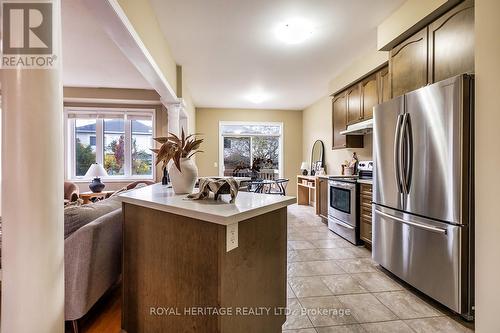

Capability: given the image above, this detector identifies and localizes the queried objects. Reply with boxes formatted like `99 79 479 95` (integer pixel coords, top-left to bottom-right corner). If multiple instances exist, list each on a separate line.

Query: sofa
64 181 155 332
64 181 80 203
64 196 122 333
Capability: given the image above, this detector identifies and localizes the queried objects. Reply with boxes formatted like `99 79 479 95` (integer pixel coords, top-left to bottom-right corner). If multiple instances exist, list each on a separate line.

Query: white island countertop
118 183 296 225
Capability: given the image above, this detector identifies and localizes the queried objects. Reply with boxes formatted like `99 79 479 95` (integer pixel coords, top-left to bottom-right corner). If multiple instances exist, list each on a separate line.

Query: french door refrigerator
372 74 474 319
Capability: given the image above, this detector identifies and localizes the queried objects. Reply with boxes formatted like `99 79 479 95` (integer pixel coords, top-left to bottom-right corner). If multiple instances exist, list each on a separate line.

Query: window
75 119 96 176
132 119 154 176
219 122 283 180
66 109 154 180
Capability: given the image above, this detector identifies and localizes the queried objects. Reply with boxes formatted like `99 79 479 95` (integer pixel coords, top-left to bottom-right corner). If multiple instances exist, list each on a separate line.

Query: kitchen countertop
118 183 296 225
202 176 252 182
317 174 346 178
317 174 373 185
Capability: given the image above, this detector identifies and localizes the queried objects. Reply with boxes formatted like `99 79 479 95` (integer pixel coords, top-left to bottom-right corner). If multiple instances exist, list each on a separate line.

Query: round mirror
310 140 325 175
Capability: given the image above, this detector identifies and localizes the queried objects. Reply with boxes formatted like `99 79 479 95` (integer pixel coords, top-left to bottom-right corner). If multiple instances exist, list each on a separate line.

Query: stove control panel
358 160 373 171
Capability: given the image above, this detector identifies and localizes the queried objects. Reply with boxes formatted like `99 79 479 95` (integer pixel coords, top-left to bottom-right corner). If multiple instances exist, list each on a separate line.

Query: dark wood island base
122 203 288 333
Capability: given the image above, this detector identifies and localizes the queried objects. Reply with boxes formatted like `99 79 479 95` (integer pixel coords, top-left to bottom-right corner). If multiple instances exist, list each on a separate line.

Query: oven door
328 180 356 226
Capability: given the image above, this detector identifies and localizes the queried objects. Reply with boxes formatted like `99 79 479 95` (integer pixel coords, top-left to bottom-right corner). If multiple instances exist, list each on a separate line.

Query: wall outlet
226 222 238 252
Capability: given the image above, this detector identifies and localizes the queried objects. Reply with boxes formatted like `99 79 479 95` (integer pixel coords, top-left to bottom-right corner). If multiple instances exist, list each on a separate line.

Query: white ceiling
61 0 151 90
151 0 404 110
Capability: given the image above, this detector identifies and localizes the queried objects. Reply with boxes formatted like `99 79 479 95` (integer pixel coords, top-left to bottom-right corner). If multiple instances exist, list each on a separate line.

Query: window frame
64 107 156 182
218 121 284 178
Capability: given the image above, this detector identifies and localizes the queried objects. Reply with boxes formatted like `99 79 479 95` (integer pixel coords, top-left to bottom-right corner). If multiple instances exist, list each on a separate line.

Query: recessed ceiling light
275 18 314 45
246 91 270 104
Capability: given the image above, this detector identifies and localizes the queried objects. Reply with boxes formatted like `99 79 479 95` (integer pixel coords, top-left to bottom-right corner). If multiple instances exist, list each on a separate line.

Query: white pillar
166 98 187 136
1 0 64 332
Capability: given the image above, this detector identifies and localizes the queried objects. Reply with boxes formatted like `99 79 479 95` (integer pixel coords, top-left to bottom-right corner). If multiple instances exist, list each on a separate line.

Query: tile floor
283 204 474 333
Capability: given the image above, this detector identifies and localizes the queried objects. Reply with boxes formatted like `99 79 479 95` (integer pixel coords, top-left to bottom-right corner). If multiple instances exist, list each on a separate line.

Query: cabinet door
359 184 373 245
389 27 428 98
346 85 361 124
428 0 474 83
332 94 347 149
378 66 391 103
316 178 329 219
361 73 378 120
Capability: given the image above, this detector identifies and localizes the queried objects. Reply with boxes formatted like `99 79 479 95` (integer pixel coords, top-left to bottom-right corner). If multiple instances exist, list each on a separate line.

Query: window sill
69 177 155 184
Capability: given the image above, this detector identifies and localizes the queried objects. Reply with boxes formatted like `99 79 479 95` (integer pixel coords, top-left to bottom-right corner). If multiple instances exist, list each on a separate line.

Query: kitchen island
118 183 296 333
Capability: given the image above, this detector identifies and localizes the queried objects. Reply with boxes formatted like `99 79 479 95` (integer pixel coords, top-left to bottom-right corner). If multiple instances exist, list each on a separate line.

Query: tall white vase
169 158 198 194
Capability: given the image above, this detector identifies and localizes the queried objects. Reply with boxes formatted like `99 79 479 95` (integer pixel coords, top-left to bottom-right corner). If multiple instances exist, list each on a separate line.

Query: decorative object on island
310 140 325 175
187 177 239 203
152 129 204 194
300 162 309 175
84 163 108 193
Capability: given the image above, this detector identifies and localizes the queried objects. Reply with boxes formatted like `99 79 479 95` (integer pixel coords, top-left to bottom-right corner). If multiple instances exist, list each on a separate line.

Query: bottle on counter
162 167 170 185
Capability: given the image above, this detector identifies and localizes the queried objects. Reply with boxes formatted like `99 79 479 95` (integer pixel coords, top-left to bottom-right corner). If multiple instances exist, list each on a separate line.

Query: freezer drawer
372 205 468 314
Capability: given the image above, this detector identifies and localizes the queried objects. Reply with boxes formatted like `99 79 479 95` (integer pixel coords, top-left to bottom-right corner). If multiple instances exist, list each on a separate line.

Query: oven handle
328 181 355 189
375 209 447 235
330 218 355 230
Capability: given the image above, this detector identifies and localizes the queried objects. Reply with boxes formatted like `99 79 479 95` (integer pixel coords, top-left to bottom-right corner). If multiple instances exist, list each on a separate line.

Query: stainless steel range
327 161 372 245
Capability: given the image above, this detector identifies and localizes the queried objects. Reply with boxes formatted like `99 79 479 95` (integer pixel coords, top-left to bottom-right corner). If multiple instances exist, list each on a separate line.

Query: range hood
340 118 373 135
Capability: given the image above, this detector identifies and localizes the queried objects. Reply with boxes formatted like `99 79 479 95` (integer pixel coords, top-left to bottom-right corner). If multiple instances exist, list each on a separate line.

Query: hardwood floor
66 283 121 333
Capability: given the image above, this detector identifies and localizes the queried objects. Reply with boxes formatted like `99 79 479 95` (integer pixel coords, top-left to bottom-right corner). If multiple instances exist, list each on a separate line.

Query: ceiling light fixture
246 91 270 104
275 18 314 45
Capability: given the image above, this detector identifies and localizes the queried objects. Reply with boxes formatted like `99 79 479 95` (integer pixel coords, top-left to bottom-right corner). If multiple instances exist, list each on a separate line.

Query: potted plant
152 129 204 194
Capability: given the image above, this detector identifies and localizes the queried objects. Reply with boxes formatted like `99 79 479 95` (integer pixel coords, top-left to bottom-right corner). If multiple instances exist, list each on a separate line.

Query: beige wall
63 87 160 102
196 108 302 196
183 85 196 134
116 0 177 95
377 0 448 49
302 96 373 175
302 48 387 174
115 1 196 137
328 50 388 94
475 0 500 331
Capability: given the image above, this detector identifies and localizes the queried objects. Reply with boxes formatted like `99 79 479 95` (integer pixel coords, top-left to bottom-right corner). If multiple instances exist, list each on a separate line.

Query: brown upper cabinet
378 66 391 103
360 73 378 120
332 94 348 149
331 65 387 150
332 92 363 150
346 85 361 125
428 0 474 83
389 0 474 97
389 27 429 98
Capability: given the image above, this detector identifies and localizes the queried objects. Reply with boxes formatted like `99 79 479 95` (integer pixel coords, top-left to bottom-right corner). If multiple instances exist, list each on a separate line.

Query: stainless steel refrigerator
372 74 474 319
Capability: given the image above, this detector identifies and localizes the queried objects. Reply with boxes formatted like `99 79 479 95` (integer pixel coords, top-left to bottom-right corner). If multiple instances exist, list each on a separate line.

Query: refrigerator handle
400 113 409 194
404 113 413 194
375 209 448 235
394 114 404 193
